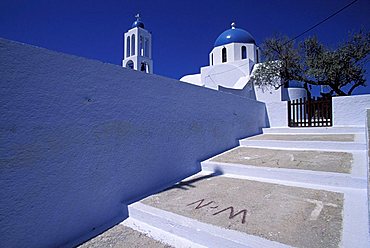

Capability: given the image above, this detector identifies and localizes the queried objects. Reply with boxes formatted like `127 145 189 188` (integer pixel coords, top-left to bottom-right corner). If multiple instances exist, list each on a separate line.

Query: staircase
81 126 370 248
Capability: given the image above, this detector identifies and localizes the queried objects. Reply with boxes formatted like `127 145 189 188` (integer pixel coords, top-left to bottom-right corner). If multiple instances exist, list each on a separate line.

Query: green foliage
251 31 370 96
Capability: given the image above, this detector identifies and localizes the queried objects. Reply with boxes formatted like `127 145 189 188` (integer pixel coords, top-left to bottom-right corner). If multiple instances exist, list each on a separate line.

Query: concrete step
203 145 367 188
239 133 366 151
262 126 365 134
124 201 290 248
127 172 370 248
201 160 367 190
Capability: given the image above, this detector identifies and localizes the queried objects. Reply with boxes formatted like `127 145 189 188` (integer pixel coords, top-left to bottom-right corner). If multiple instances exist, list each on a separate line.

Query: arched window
146 40 150 57
222 47 227 63
144 38 149 57
126 37 130 58
141 62 150 73
131 35 135 55
241 46 247 59
126 60 134 69
139 36 144 56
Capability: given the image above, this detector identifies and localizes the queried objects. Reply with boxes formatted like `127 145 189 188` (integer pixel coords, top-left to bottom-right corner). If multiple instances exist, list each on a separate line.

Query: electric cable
284 0 359 45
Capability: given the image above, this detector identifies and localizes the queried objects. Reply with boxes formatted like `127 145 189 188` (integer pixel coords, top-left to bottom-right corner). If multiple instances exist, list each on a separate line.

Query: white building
180 22 306 102
122 14 153 74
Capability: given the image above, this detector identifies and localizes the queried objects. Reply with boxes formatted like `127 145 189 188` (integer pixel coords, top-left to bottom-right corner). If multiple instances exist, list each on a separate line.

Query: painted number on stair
187 199 247 224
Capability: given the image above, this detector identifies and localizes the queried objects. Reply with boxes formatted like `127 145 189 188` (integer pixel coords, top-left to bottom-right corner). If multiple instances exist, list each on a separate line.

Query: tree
251 31 370 96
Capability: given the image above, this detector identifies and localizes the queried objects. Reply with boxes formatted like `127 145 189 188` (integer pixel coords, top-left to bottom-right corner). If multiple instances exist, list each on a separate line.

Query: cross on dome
132 13 145 28
231 22 236 29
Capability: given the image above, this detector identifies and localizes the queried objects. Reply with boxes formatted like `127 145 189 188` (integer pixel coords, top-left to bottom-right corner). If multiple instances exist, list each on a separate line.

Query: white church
2 12 370 248
122 16 306 103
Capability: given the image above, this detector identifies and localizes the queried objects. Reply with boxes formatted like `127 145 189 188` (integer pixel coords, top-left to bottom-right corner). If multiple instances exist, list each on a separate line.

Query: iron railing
288 97 332 127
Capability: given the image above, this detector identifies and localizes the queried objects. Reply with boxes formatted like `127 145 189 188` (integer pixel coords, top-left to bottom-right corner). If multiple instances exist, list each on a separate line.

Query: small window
256 49 259 63
222 47 227 63
211 53 213 65
126 37 130 57
241 46 247 59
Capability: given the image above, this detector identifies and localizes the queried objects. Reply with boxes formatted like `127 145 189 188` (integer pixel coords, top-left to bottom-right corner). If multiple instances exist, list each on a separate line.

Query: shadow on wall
0 38 267 248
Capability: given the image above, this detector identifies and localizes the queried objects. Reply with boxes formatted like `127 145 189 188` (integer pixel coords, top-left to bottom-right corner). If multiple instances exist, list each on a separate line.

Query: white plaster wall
210 43 256 65
255 85 282 102
201 60 252 89
219 83 256 99
0 38 267 248
333 94 370 126
264 101 288 127
180 73 202 86
210 44 234 65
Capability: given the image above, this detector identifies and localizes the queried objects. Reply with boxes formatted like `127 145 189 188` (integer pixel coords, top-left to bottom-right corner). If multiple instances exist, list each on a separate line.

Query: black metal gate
288 97 332 127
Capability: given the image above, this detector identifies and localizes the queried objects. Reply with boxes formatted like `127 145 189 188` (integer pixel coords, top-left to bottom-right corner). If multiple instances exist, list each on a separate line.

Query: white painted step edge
122 217 206 248
201 161 367 190
250 133 366 143
239 140 366 151
124 202 293 248
262 126 365 134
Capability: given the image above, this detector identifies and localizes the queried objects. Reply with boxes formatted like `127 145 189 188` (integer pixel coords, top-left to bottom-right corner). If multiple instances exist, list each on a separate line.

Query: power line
284 0 359 45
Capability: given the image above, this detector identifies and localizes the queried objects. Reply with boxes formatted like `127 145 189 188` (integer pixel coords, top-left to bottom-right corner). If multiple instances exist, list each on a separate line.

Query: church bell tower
122 14 153 74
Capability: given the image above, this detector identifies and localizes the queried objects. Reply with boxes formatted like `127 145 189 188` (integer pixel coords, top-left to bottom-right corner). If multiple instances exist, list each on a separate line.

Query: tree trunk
329 83 347 96
303 82 311 98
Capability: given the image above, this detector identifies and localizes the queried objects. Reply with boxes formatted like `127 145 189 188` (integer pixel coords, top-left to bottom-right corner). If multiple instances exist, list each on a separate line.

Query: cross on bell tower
122 14 153 74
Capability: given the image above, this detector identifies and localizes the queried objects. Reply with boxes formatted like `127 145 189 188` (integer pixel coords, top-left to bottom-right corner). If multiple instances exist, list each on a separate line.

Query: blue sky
0 0 369 95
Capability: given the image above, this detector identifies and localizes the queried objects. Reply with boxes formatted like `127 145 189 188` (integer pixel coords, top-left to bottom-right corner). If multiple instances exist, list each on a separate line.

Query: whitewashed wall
333 95 370 126
264 101 288 127
210 43 257 65
0 38 267 248
255 86 282 102
201 60 253 89
180 73 202 86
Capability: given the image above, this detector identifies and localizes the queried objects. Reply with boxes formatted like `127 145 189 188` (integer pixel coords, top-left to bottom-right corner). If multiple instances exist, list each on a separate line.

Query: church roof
214 23 256 47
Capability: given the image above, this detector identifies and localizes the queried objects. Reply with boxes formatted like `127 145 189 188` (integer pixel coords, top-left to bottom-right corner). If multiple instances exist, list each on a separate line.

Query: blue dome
214 24 255 47
132 20 145 28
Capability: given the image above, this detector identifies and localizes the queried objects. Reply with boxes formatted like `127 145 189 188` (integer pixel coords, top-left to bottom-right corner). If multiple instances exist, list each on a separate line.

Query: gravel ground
78 224 173 248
